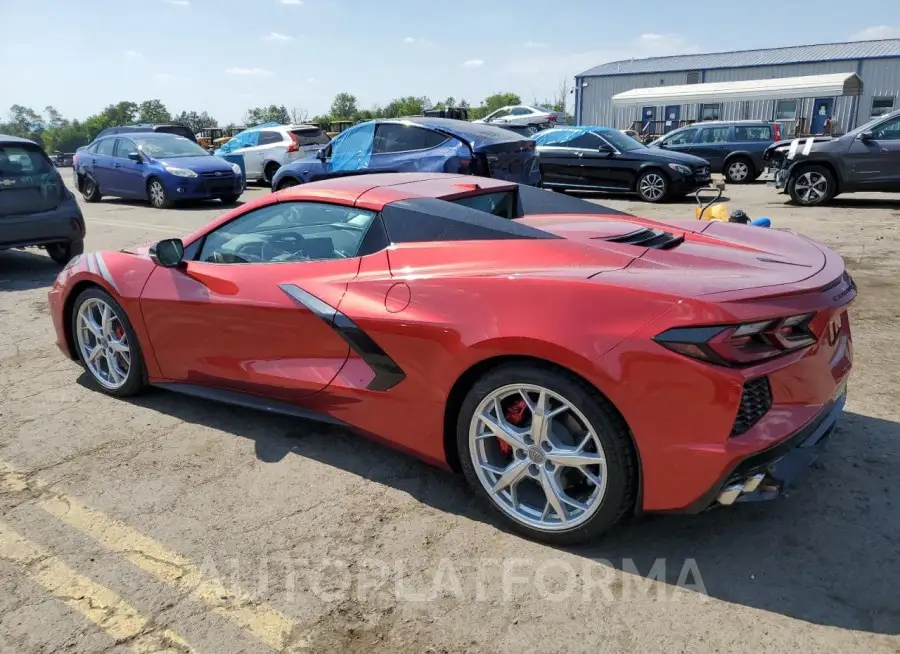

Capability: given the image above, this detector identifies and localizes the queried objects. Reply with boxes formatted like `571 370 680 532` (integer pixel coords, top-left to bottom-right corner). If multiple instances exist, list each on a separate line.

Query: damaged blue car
270 117 541 190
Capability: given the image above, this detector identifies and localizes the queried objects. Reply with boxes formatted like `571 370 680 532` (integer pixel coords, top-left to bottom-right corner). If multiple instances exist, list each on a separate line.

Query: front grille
731 376 773 436
600 227 683 250
200 171 234 180
695 165 710 177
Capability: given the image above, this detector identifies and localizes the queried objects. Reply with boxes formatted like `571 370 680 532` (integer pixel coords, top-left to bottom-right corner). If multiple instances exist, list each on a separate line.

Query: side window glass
567 133 601 148
510 107 531 115
113 138 136 158
664 128 697 146
373 124 448 153
198 202 378 263
698 127 730 143
872 117 900 140
734 126 772 141
329 122 375 171
95 139 115 156
257 130 284 146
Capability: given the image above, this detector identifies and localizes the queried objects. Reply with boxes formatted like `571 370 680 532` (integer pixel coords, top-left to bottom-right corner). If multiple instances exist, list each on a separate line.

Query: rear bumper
0 200 85 249
684 388 846 513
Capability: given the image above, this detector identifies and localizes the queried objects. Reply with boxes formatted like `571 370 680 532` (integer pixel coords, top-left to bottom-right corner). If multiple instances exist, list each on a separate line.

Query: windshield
595 129 645 151
848 112 897 137
134 134 209 158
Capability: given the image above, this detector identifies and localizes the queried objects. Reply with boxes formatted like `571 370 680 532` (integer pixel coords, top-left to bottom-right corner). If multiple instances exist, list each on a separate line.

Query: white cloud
225 67 274 76
525 41 549 48
504 32 700 78
404 36 416 43
403 36 435 46
850 25 900 40
280 0 302 4
463 59 484 68
124 50 142 59
162 0 190 5
263 32 292 41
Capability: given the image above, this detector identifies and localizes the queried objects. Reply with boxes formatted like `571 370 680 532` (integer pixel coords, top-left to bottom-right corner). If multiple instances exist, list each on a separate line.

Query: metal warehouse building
573 39 900 138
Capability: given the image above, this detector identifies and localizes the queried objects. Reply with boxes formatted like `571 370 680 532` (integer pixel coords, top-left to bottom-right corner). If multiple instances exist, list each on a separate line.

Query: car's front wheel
635 169 669 202
276 177 300 191
264 162 281 185
788 164 836 206
147 178 172 209
457 363 637 545
725 156 754 184
71 287 146 397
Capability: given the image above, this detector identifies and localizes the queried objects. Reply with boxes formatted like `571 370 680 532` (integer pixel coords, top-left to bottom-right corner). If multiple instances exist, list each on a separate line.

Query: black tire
456 363 637 545
147 177 172 209
263 162 280 185
724 156 754 184
46 239 84 265
81 175 102 203
69 287 147 398
635 169 669 203
276 177 300 191
788 164 836 206
219 194 240 205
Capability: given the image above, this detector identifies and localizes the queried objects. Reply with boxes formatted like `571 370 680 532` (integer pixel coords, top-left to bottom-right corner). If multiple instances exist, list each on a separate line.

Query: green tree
243 104 290 127
329 93 358 120
382 95 430 118
137 99 172 124
173 110 218 132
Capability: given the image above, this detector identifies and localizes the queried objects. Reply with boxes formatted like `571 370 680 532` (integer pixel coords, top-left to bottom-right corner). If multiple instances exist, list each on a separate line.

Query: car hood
762 135 841 160
152 155 234 173
638 147 710 166
517 213 832 297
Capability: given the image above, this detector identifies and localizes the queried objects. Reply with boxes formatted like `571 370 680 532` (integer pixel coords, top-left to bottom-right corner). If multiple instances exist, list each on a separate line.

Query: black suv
0 135 85 265
762 109 900 206
94 123 197 143
649 120 781 184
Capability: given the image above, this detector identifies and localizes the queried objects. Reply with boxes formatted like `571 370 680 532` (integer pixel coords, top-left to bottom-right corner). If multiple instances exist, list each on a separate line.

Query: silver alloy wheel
75 298 131 390
83 178 95 196
794 171 828 204
728 160 749 181
469 384 608 532
149 180 166 207
638 173 665 201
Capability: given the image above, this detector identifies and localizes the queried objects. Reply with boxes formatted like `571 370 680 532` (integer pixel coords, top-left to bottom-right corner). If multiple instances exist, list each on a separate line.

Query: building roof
578 39 900 77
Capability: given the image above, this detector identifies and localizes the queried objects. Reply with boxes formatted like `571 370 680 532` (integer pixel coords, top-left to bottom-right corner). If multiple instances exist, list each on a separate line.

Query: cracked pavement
0 179 898 653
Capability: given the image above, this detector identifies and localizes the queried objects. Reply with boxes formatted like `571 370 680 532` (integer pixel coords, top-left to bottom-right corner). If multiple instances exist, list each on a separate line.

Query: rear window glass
0 144 52 176
291 128 330 146
734 125 772 141
449 191 517 220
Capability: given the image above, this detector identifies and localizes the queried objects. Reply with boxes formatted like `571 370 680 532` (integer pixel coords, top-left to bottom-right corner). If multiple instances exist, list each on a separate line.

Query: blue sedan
73 132 244 209
271 117 541 190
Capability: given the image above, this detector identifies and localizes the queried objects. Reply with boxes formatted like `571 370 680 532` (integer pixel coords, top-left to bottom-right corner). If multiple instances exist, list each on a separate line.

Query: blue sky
1 0 898 124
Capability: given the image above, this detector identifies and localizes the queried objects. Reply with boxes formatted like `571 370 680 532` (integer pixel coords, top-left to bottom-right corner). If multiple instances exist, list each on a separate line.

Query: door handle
114 163 121 168
91 158 97 164
575 152 583 158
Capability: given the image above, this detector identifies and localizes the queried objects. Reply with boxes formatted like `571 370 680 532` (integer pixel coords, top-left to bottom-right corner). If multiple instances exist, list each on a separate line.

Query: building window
686 71 700 84
871 97 895 118
775 99 798 120
699 103 721 121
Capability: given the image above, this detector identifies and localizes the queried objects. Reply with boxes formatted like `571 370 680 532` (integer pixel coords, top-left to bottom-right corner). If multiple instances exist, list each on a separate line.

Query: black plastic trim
279 283 406 391
152 382 350 426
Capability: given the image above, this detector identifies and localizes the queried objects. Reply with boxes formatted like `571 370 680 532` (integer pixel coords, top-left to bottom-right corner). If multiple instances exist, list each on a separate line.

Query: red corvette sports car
49 172 855 544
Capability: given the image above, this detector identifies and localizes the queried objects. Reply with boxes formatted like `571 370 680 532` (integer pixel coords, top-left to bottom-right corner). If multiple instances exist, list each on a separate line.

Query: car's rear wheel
81 175 102 203
635 169 668 202
457 363 636 545
46 239 84 265
70 287 146 397
276 177 300 191
264 162 280 185
725 156 754 184
788 164 836 206
147 178 171 209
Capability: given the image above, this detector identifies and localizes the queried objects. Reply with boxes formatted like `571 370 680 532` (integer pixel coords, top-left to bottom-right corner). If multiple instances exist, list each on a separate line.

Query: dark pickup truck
762 108 900 206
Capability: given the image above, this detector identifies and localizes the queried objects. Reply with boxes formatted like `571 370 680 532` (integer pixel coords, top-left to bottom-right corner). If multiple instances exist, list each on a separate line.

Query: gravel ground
0 177 897 653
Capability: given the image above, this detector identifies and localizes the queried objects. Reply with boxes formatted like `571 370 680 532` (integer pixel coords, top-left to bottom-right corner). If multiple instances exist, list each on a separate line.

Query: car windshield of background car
136 135 210 158
596 129 645 151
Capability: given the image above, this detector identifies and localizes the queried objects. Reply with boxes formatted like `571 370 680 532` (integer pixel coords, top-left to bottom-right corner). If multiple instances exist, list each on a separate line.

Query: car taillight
286 133 300 153
773 123 781 141
548 115 557 123
653 313 817 366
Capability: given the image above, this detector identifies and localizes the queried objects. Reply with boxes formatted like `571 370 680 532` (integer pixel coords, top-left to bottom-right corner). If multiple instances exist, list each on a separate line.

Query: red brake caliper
500 398 528 456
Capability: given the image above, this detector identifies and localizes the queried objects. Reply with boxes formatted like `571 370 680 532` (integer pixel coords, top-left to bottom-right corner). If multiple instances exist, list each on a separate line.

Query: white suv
216 124 331 185
473 105 565 129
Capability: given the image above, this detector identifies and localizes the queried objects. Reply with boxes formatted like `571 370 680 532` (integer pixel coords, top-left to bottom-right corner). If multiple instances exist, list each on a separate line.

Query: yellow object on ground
696 203 730 221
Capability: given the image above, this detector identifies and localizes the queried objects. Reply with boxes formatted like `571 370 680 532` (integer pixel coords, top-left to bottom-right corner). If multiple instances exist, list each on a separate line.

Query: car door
844 115 900 189
368 123 456 172
222 131 262 177
254 129 288 169
87 137 118 190
655 127 698 155
108 138 145 197
534 128 590 187
139 200 381 400
484 108 513 124
507 106 534 126
317 121 376 178
688 126 731 171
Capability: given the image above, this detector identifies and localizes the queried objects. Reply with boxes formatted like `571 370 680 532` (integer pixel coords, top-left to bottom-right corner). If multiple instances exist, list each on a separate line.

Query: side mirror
599 144 615 156
316 148 327 161
149 238 184 268
127 152 142 162
859 131 874 141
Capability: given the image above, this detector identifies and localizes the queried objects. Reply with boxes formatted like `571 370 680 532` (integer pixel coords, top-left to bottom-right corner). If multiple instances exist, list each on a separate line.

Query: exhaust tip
716 473 767 506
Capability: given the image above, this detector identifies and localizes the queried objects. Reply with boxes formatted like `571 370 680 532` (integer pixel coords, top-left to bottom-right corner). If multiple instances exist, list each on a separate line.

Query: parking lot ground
1 178 898 653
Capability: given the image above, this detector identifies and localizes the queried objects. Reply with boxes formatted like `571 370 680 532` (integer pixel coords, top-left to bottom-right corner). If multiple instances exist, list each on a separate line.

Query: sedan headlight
230 162 242 176
164 166 197 178
668 163 692 175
